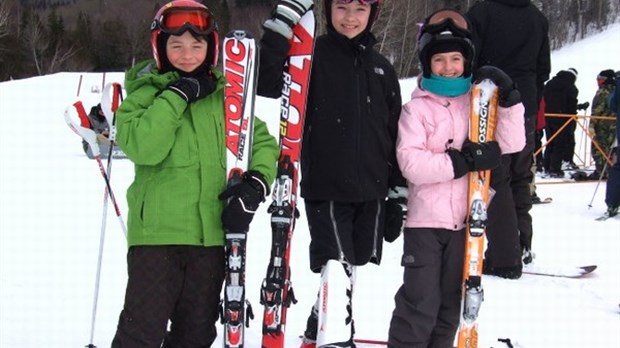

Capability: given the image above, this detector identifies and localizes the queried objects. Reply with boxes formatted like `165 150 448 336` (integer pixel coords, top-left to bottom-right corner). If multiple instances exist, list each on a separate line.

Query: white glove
264 0 313 39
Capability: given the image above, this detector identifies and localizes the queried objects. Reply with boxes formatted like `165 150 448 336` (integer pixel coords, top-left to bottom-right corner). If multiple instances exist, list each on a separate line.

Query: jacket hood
489 0 531 7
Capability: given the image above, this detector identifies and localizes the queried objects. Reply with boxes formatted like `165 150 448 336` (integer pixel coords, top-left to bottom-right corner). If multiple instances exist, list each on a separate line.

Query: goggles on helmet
152 7 215 36
334 0 378 5
422 9 469 38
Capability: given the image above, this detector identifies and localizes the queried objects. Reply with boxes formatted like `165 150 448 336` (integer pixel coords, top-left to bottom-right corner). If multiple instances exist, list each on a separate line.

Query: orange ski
456 79 499 348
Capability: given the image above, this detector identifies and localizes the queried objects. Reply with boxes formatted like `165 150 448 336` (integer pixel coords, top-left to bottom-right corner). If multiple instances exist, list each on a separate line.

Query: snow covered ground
1 23 619 348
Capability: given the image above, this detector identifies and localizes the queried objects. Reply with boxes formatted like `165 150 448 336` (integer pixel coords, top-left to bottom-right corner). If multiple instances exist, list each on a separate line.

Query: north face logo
374 67 385 75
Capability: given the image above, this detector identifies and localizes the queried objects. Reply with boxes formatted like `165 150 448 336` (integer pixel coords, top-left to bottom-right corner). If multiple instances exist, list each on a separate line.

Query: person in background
110 1 278 347
258 0 407 346
542 68 580 178
602 70 620 218
388 9 525 347
534 96 546 173
82 103 110 159
467 0 550 276
589 69 617 179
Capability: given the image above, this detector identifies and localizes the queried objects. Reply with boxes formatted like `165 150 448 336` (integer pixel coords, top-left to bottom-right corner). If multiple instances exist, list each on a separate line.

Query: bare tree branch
0 2 10 41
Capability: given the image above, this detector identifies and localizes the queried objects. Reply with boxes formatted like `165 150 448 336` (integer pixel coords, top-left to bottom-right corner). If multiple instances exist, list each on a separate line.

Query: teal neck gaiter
421 74 472 97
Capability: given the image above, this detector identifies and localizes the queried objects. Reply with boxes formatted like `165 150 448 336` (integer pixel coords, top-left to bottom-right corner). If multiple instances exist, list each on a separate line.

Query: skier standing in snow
542 68 580 178
602 70 620 218
258 0 407 346
110 1 278 347
589 69 617 179
466 0 551 277
388 9 525 347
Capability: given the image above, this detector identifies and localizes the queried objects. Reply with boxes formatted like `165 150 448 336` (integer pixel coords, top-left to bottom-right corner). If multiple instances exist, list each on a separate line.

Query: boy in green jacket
111 1 278 347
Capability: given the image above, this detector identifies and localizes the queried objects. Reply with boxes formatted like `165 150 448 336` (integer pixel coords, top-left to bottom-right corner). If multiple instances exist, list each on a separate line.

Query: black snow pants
305 199 384 273
111 245 225 348
388 228 465 348
485 154 526 268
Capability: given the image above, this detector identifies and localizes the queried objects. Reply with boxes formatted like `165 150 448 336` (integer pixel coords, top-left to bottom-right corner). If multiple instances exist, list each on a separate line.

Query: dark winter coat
467 0 551 123
543 70 578 125
258 29 404 202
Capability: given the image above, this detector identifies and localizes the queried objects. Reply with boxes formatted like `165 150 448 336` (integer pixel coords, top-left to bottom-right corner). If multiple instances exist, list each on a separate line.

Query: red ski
260 11 315 348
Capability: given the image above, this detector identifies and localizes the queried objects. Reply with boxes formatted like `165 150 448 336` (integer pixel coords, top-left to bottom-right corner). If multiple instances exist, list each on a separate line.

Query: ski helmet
323 0 382 33
597 69 615 86
417 8 474 78
150 0 219 72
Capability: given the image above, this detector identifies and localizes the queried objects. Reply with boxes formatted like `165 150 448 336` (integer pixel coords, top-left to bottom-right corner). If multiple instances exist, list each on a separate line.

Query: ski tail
220 30 259 348
261 11 316 348
456 79 500 348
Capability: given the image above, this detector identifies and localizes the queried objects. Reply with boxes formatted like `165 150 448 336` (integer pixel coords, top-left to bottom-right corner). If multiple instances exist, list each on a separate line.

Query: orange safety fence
535 112 616 168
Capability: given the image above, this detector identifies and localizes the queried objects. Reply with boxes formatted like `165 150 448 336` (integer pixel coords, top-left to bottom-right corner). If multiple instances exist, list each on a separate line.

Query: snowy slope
0 23 619 348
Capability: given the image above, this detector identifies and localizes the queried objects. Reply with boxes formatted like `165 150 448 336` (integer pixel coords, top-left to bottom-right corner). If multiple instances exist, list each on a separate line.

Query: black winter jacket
543 71 578 125
258 28 404 202
467 0 551 121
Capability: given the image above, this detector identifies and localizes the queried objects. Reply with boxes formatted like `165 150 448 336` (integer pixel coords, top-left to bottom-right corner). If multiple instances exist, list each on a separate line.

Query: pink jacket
397 81 525 231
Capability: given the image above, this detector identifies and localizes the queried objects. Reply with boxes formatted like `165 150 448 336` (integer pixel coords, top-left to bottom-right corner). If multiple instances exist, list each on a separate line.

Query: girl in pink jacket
388 9 525 348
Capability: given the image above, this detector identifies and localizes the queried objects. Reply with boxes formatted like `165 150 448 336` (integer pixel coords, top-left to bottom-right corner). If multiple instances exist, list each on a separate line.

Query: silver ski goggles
418 9 470 41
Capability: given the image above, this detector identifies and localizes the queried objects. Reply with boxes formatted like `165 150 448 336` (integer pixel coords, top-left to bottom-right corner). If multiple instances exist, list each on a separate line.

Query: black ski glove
384 186 408 243
576 102 590 110
475 65 521 108
447 139 501 179
167 74 216 103
219 170 269 233
263 0 314 39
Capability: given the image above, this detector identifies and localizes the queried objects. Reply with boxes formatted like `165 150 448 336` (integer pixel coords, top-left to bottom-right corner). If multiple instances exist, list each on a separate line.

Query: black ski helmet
323 0 381 32
417 8 475 78
150 0 219 72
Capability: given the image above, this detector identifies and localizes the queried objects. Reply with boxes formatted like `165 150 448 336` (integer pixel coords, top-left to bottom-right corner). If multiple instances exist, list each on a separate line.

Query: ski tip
580 265 597 273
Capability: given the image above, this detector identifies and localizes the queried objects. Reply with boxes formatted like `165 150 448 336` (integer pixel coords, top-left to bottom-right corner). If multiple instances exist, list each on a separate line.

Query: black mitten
167 74 216 103
447 140 501 178
384 186 408 243
475 65 521 107
576 102 590 110
219 171 269 233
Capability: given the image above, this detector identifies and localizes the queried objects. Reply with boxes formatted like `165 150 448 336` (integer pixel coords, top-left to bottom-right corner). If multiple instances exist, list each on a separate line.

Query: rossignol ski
456 79 499 348
260 11 315 348
220 30 259 348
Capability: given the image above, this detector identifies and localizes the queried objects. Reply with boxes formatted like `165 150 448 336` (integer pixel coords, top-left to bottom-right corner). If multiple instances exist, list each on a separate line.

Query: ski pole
588 135 616 208
64 102 127 348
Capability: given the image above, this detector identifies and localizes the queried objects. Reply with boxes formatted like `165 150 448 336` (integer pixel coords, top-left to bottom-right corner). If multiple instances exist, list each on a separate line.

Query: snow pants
304 199 384 273
111 245 225 348
388 228 465 348
605 125 620 209
486 139 533 268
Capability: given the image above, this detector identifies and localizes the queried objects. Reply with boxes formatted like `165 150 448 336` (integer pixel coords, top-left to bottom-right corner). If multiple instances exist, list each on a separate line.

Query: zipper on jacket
354 66 363 201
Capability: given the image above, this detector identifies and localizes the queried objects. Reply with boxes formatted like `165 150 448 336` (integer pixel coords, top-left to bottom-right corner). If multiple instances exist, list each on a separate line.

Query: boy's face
331 1 371 39
166 31 208 73
430 51 465 78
